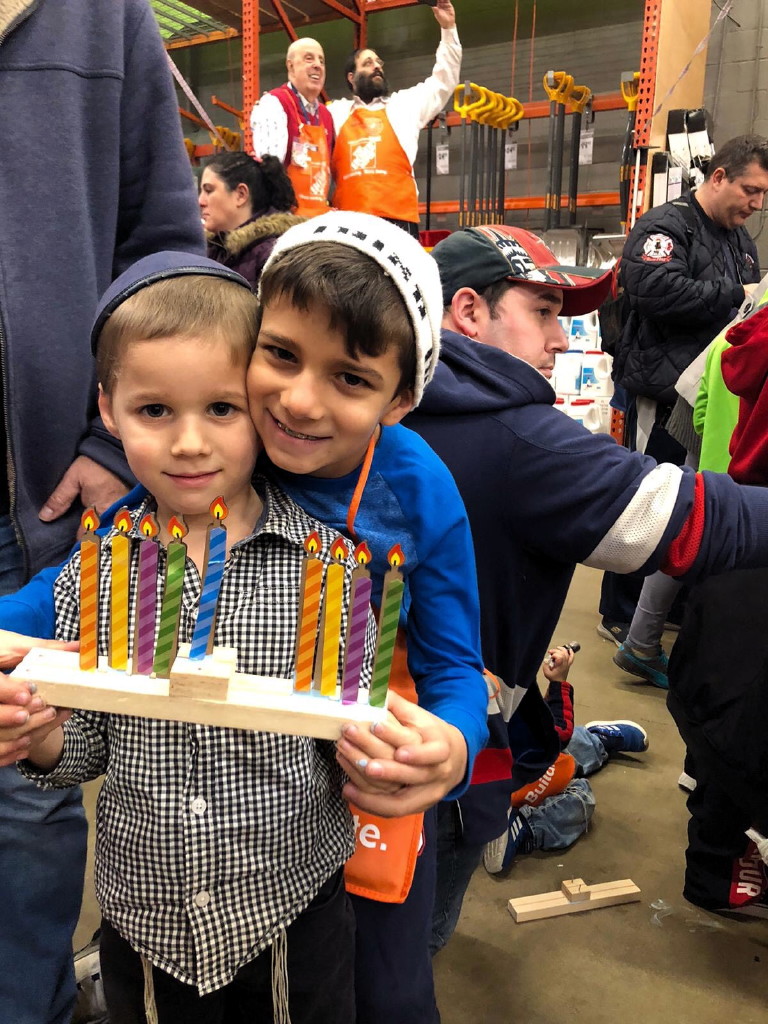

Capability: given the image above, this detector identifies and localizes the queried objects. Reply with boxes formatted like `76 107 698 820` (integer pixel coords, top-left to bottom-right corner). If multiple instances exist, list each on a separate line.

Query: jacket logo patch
641 233 674 263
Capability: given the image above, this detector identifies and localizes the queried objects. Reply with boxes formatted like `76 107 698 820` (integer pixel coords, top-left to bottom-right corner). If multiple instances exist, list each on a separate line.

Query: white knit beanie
261 211 442 406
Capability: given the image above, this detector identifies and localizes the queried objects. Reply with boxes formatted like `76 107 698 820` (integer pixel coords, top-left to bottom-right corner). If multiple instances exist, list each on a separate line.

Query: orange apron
332 107 419 224
342 435 424 903
287 120 331 219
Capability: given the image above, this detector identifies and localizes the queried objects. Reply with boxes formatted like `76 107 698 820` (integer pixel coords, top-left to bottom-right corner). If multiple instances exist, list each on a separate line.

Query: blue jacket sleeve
0 485 147 639
400 460 489 798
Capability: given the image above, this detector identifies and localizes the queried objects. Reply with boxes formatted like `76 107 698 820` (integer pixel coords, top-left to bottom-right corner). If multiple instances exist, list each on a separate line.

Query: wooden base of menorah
13 646 389 741
508 877 641 923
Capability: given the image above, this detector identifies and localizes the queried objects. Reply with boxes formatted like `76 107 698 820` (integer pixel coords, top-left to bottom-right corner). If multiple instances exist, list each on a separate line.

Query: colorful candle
294 532 323 692
152 516 188 678
341 542 373 704
132 511 160 675
189 497 228 660
108 508 132 670
318 537 348 697
79 508 101 671
369 544 406 708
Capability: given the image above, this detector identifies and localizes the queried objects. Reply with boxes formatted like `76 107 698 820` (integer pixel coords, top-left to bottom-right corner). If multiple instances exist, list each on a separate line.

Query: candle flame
139 512 159 539
331 536 348 562
387 543 405 569
114 508 132 534
168 515 188 540
304 531 322 555
354 541 371 566
209 496 228 522
80 507 100 533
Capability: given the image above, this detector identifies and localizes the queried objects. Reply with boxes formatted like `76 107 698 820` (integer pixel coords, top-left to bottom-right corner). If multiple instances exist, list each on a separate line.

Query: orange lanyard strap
346 432 377 541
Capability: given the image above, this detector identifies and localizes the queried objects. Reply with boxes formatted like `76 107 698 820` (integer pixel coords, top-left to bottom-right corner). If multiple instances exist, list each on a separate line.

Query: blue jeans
432 780 596 953
565 724 610 776
0 514 87 1024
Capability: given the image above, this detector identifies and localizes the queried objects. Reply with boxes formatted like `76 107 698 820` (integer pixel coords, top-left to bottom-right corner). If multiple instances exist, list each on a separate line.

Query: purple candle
341 542 373 704
132 512 159 675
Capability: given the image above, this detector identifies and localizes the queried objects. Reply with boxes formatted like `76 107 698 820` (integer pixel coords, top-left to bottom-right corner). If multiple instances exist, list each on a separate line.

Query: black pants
100 868 355 1024
684 769 768 911
383 217 420 239
351 805 439 1024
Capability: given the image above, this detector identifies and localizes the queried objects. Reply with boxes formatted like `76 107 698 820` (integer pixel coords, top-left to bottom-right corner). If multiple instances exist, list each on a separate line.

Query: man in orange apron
250 38 335 218
330 0 460 237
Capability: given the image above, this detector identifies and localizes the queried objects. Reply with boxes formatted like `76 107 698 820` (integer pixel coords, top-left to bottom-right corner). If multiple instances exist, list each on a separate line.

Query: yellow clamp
569 84 592 115
453 82 486 120
621 71 640 112
472 86 504 126
543 70 574 105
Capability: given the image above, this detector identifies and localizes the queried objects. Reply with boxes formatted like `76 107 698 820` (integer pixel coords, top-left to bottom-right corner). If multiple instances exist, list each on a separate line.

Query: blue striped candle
341 542 372 704
189 498 228 660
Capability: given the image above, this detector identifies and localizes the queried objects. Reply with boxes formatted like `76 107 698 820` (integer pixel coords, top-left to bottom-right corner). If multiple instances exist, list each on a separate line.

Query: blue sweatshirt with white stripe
403 328 768 780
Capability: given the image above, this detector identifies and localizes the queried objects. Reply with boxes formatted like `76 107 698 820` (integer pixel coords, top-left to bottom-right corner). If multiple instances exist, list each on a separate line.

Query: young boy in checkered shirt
0 251 381 1022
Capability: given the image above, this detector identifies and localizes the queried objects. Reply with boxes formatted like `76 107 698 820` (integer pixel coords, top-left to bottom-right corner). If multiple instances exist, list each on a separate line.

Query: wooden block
508 878 641 923
13 647 389 740
168 647 238 700
561 878 591 902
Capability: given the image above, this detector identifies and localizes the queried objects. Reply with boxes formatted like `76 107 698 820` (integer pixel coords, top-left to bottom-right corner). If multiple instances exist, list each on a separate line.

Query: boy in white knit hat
250 211 488 1024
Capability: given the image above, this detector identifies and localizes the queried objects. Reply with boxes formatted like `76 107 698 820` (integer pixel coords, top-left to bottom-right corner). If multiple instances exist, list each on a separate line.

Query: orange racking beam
418 192 621 216
317 0 362 24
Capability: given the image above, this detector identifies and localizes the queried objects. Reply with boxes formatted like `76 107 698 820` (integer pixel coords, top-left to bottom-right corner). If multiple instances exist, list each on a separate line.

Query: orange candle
109 508 132 670
318 537 348 697
79 508 101 671
294 532 323 692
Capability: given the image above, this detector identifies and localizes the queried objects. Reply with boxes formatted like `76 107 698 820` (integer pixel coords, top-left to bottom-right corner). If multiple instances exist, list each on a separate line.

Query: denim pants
432 777 596 954
0 513 88 1024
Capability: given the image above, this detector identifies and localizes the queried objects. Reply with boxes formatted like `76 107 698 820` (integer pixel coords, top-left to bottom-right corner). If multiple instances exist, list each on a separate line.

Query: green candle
369 545 405 708
152 516 188 678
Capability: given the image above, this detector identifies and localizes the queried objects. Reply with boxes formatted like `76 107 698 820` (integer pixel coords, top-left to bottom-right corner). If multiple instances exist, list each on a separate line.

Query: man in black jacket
601 135 768 637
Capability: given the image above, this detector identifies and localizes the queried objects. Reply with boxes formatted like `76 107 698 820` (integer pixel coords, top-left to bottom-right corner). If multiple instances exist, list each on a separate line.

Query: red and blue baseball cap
432 225 614 316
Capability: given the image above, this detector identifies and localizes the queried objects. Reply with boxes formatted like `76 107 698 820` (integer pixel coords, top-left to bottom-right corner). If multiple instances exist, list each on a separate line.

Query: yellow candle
79 508 101 671
294 533 323 692
109 508 132 670
318 537 348 697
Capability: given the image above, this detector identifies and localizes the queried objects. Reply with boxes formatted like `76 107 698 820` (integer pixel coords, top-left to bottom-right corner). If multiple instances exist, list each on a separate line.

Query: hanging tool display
619 71 640 233
453 84 524 226
543 70 574 230
566 84 592 226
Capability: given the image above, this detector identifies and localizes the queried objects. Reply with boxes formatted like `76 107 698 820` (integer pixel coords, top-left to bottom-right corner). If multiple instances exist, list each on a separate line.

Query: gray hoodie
0 0 204 575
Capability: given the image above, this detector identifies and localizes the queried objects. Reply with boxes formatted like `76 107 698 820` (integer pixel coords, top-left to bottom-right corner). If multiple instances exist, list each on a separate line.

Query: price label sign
578 129 594 166
436 143 449 175
504 141 517 171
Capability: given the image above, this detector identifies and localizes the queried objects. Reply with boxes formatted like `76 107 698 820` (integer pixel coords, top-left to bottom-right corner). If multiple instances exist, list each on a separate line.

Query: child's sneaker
585 719 649 753
596 619 629 646
483 809 534 875
613 642 669 689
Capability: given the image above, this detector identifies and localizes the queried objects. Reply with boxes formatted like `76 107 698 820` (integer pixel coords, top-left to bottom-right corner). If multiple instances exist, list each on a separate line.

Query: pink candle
132 512 159 675
341 542 372 704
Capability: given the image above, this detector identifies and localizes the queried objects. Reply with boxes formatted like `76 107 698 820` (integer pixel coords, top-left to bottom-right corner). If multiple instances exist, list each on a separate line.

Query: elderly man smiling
250 37 335 217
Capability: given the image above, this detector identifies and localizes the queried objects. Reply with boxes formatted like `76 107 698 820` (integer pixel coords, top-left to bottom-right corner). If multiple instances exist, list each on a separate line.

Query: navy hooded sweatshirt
405 328 768 785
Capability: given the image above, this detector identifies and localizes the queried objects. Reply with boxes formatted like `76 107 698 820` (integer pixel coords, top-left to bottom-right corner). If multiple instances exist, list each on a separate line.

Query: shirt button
190 796 207 815
194 890 210 908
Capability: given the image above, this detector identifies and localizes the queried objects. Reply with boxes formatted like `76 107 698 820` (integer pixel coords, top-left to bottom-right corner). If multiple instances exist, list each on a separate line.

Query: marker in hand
548 641 580 668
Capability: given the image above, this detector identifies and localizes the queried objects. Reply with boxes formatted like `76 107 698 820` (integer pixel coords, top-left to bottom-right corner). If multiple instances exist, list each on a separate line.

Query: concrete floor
75 565 768 1022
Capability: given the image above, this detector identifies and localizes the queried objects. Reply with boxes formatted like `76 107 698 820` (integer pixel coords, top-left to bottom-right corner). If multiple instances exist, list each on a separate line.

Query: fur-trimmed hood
207 210 304 259
0 0 38 40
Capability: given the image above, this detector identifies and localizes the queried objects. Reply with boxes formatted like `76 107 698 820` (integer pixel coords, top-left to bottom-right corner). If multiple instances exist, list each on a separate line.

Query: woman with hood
200 151 303 289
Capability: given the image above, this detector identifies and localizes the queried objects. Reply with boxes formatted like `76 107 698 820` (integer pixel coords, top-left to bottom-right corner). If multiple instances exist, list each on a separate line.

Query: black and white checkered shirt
27 479 375 995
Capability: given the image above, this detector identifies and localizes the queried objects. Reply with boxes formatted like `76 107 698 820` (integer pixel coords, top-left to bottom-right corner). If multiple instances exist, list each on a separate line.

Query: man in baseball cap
433 224 613 316
403 224 768 947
